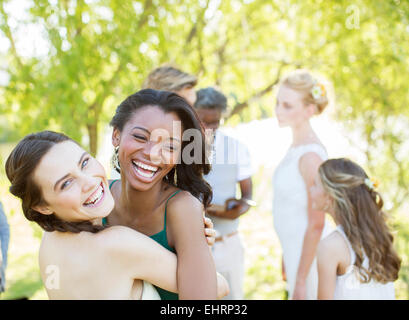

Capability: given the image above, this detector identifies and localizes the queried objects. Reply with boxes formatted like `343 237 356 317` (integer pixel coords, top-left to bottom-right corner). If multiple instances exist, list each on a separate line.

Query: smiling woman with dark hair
106 89 219 300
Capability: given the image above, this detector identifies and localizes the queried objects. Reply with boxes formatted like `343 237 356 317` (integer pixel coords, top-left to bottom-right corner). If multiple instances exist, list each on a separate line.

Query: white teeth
135 166 155 178
84 184 103 206
133 161 158 173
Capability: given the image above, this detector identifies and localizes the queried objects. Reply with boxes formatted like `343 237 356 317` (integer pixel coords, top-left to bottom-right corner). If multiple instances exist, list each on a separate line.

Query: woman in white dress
311 158 401 299
5 131 228 300
273 70 333 299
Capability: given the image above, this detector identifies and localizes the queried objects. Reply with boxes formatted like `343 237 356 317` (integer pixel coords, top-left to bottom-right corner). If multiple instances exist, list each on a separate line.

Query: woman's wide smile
131 159 162 183
83 181 106 208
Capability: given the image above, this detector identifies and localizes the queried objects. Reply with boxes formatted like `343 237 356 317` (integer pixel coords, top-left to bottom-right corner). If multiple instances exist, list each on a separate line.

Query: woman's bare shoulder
96 225 145 244
318 230 349 263
39 231 102 268
167 190 203 216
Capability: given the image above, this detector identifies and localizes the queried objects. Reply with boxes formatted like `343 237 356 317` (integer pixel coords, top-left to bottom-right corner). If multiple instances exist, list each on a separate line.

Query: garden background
0 0 408 299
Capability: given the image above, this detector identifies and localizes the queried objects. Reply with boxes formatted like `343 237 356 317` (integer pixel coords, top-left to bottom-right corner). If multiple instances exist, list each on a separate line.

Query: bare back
39 230 143 300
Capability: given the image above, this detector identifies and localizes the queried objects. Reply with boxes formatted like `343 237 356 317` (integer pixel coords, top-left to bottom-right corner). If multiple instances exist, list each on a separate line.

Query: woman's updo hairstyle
281 69 329 115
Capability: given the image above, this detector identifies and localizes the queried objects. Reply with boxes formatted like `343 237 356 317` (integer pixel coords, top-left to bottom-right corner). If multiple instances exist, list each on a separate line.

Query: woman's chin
128 166 171 191
89 198 115 221
128 174 156 192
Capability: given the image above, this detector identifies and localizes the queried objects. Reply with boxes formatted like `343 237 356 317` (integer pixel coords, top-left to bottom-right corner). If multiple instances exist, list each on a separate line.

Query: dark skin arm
167 191 217 299
206 177 253 220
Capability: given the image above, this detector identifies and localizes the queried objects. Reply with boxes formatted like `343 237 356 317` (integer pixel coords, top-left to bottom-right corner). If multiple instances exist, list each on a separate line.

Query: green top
103 180 180 300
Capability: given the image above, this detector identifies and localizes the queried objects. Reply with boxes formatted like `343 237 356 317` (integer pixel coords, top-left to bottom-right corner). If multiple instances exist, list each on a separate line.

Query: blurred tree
0 0 408 214
0 0 158 155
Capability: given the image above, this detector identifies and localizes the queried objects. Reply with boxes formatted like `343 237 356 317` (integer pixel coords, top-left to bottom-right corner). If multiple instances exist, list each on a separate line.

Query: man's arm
207 177 254 220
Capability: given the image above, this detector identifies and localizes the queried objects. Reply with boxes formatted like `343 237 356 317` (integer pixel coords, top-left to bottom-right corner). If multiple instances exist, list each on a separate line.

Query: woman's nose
142 141 162 164
82 174 99 193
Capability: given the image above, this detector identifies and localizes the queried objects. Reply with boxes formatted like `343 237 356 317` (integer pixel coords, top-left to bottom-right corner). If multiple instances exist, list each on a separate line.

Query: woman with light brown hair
310 158 401 299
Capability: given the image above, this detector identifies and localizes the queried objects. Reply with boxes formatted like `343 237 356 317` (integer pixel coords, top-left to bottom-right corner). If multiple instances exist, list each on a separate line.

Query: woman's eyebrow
136 126 181 142
53 152 88 191
132 126 151 135
54 174 70 191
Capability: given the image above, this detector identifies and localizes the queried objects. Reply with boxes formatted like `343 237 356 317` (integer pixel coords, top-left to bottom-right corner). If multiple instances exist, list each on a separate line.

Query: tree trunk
87 120 98 157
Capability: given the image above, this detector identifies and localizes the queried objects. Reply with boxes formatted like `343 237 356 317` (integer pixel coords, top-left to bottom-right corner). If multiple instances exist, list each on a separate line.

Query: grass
0 143 408 300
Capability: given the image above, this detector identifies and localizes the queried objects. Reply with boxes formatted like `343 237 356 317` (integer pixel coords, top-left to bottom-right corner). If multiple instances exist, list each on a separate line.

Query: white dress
273 143 333 299
331 226 395 300
141 281 161 300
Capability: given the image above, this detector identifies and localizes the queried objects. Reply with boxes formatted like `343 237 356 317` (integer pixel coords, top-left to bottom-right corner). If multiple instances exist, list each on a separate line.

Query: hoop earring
112 146 121 173
174 167 178 185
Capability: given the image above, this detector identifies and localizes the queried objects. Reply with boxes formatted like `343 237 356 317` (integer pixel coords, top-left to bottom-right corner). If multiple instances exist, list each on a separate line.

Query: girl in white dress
273 70 333 299
311 158 401 299
5 131 228 300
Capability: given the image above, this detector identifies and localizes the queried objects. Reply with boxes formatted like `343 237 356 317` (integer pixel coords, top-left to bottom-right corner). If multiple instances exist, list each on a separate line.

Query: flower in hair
364 178 379 191
311 83 326 100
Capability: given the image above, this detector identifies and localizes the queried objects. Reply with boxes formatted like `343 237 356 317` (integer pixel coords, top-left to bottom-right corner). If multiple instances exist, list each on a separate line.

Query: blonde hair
319 158 401 284
142 65 197 92
281 69 329 114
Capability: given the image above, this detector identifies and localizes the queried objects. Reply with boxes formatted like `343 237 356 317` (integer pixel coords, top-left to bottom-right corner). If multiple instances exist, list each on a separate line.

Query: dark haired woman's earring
112 146 121 173
174 168 178 185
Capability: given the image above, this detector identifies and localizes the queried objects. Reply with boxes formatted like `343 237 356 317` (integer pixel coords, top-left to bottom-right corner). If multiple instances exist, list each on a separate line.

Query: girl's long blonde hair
319 158 401 283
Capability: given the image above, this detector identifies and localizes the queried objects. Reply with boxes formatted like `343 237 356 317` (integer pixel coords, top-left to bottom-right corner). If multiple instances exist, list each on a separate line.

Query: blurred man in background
195 87 255 300
142 65 198 106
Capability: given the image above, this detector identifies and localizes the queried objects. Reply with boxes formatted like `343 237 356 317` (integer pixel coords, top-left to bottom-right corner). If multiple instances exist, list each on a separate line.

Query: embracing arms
167 191 219 299
105 224 228 298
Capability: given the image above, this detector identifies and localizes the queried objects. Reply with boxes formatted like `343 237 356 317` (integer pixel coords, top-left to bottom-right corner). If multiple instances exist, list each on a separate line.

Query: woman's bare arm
103 225 227 298
167 191 218 299
317 235 341 299
104 225 179 293
292 152 325 299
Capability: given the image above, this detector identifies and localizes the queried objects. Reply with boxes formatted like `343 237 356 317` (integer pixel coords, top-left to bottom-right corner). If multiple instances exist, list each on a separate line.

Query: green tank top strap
109 179 118 190
163 190 181 229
